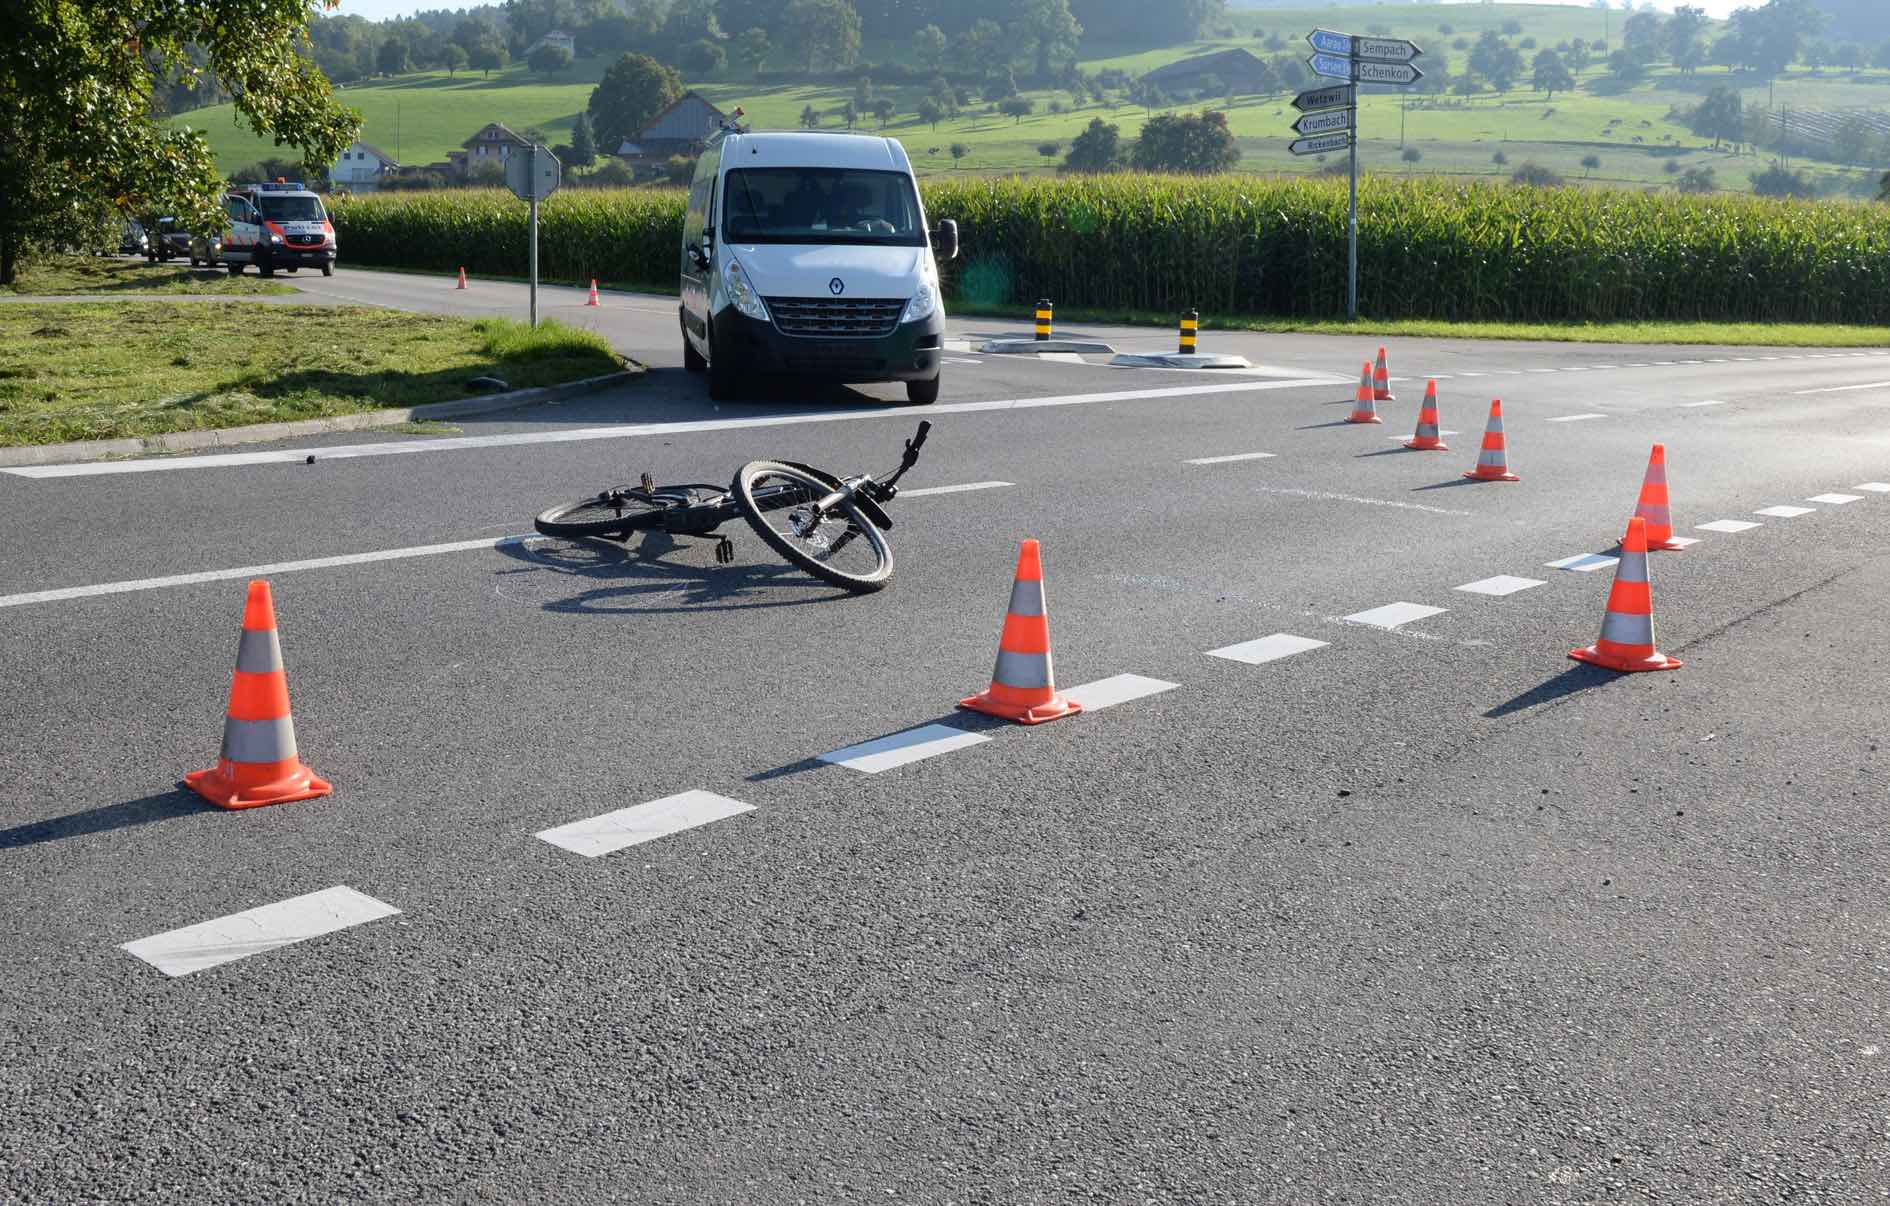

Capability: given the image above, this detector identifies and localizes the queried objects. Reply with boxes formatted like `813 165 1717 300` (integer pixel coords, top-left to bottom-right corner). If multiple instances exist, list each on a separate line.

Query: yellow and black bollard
1179 308 1199 355
1034 299 1053 342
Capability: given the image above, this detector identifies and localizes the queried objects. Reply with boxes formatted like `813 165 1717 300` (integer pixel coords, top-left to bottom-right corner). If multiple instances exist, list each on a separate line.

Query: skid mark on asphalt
1252 486 1471 517
1061 674 1180 711
1205 633 1327 665
536 790 754 858
121 886 399 978
819 723 992 773
1343 602 1448 630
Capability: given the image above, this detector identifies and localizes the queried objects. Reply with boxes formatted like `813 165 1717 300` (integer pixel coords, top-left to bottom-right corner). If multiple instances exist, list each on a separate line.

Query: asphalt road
4 268 1890 1202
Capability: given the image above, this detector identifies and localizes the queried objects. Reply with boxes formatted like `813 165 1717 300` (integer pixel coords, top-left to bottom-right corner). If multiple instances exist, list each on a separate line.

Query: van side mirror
686 242 709 268
930 218 958 261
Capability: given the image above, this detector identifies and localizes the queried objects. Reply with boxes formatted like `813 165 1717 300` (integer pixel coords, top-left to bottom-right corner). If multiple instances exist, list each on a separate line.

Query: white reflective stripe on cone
992 650 1052 689
234 629 284 674
1598 608 1654 647
1007 578 1045 617
219 714 298 763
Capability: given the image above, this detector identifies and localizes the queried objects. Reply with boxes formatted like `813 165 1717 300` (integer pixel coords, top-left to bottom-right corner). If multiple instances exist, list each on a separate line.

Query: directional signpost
506 144 561 328
1292 29 1426 320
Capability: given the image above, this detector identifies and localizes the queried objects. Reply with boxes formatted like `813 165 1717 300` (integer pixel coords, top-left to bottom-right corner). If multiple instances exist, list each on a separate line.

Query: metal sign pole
1348 115 1359 323
529 192 539 329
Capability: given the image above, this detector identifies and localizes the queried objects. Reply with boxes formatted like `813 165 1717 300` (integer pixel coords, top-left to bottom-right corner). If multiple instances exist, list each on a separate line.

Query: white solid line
3 378 1337 479
819 723 991 774
1458 372 1487 378
1807 492 1863 505
1036 352 1088 364
121 886 399 978
1525 368 1559 374
1559 366 1590 372
1545 413 1607 423
1206 633 1328 665
0 535 532 610
1454 575 1547 597
1792 381 1890 395
1854 482 1890 493
1384 430 1460 440
1680 400 1727 408
1184 451 1276 465
900 480 1012 497
1755 505 1815 518
1251 486 1470 517
1696 519 1760 533
1343 601 1447 630
1665 536 1703 549
536 790 754 858
1546 553 1619 573
1060 673 1180 712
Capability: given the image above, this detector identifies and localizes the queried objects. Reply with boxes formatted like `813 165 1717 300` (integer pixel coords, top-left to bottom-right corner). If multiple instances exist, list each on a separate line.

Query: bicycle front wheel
732 461 892 593
534 489 668 538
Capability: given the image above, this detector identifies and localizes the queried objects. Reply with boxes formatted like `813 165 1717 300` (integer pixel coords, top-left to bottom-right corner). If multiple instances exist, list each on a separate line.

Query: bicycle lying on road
533 422 932 594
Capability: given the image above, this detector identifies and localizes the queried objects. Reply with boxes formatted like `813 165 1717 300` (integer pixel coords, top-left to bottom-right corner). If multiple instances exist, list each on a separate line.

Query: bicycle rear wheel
732 461 892 593
534 489 669 538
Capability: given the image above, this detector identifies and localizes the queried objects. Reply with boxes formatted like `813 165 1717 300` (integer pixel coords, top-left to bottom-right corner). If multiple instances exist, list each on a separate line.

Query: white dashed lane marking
536 790 754 858
1455 575 1547 597
1060 674 1180 712
1793 382 1890 395
1807 493 1863 505
1755 505 1816 518
1384 431 1460 441
1856 483 1890 493
819 724 991 774
121 886 400 979
1697 519 1760 533
1185 451 1276 465
1545 414 1606 423
900 480 1012 497
1680 400 1727 408
1546 553 1620 573
1206 633 1328 665
1664 536 1704 549
1343 602 1447 630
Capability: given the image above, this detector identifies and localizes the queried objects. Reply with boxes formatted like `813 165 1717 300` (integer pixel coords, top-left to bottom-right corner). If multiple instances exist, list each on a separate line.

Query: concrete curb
981 338 1118 355
0 369 638 469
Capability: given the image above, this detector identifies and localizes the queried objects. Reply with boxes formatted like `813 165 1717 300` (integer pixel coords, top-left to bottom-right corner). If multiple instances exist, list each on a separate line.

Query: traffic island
1108 352 1254 370
980 338 1118 355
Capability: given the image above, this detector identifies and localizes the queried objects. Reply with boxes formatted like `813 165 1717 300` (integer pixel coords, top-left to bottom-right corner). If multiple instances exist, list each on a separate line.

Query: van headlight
723 257 768 321
902 281 938 323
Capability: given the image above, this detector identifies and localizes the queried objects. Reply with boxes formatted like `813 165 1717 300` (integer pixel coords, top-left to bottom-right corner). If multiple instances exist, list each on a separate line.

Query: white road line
1545 413 1606 423
1664 536 1704 549
1627 363 1653 368
121 886 399 979
1454 575 1547 597
1696 519 1760 533
818 723 991 774
1546 553 1620 573
1855 482 1890 493
1755 505 1815 518
1061 673 1180 712
3 378 1336 480
1807 492 1863 505
536 790 753 858
1680 400 1727 408
1251 486 1471 517
1458 372 1487 378
1036 352 1088 364
1792 381 1890 395
1525 368 1559 374
1652 361 1678 366
1559 366 1591 372
1343 602 1447 630
1206 633 1328 665
1384 430 1460 440
901 480 1012 497
1185 451 1276 465
1588 365 1615 370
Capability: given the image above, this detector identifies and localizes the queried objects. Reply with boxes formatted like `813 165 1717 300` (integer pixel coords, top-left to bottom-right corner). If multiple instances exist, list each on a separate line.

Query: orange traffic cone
1570 516 1681 673
586 279 601 306
1373 346 1394 402
1633 443 1685 551
959 539 1082 725
455 267 468 290
184 580 333 810
1403 379 1448 450
1462 399 1519 481
1345 361 1382 424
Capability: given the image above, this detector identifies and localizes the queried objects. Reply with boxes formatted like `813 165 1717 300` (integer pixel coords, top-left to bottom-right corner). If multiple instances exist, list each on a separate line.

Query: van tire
706 328 738 401
905 374 941 405
682 324 707 372
227 261 243 276
255 249 275 278
321 264 334 277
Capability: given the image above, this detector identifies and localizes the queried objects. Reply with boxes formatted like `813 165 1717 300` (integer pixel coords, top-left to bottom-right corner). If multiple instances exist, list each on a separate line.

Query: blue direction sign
1307 29 1353 57
1307 52 1354 81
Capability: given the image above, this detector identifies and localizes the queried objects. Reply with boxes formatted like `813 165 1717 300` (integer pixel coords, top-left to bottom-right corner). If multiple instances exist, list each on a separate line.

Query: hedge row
330 176 1890 324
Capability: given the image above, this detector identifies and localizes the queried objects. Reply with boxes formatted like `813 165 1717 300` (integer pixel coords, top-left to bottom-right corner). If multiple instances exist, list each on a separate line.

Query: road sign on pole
1354 36 1423 63
1354 60 1425 85
505 145 561 328
1293 109 1356 137
1289 132 1354 157
1292 84 1356 113
1307 52 1355 81
1307 29 1354 57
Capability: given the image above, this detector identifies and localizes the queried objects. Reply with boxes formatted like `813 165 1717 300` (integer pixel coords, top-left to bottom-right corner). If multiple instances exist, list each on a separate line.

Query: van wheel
905 374 941 405
682 324 706 372
227 261 243 276
256 250 274 278
706 329 737 401
321 264 334 277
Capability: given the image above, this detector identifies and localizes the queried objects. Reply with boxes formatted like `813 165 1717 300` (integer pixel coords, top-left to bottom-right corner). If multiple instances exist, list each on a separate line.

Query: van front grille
766 296 905 338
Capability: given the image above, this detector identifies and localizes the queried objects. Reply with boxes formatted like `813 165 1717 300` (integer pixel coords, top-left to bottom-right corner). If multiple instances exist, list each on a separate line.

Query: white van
680 130 958 404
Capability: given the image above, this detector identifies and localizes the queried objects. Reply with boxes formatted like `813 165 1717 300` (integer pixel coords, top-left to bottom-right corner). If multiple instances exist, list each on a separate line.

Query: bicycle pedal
714 536 734 564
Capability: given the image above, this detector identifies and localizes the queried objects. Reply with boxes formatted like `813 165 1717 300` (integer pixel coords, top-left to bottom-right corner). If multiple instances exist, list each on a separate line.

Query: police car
220 180 337 277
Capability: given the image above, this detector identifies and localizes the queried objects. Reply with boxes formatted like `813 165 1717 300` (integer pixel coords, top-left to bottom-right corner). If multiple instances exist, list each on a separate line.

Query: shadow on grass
167 352 621 415
0 787 216 851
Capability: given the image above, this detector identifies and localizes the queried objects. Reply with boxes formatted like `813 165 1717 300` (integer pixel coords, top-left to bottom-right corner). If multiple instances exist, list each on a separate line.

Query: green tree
1533 49 1574 98
949 142 970 163
1469 31 1525 91
871 98 896 128
1621 11 1663 64
570 113 597 168
840 99 857 129
1581 153 1601 176
999 96 1035 124
469 39 509 78
954 19 1004 75
783 0 862 72
854 76 875 110
1060 117 1121 173
1667 5 1709 67
1607 48 1647 84
1688 86 1744 150
444 44 470 76
378 36 412 76
799 103 820 129
1012 0 1083 82
1130 111 1239 174
587 54 684 154
1833 116 1870 163
1677 165 1717 193
733 28 771 74
0 0 359 284
681 39 727 75
916 96 943 128
528 43 573 75
1750 165 1814 197
915 24 948 72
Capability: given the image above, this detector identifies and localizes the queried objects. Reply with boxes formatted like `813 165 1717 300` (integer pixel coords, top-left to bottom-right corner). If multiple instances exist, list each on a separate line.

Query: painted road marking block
122 886 400 978
537 790 754 859
1664 537 1703 549
1697 519 1760 533
1545 553 1620 573
1755 505 1815 518
819 724 991 774
1343 602 1447 630
1545 413 1607 422
1185 452 1276 465
900 481 1012 497
1061 674 1180 712
1454 575 1547 597
1680 400 1727 408
1207 633 1328 665
1385 431 1459 440
1855 482 1890 492
1807 493 1863 505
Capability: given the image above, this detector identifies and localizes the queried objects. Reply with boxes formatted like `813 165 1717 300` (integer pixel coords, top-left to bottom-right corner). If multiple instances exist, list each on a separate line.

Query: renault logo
829 277 845 295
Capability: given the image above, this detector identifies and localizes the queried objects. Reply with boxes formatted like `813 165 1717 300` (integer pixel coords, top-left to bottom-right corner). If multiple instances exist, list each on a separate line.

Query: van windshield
257 195 326 223
721 168 924 246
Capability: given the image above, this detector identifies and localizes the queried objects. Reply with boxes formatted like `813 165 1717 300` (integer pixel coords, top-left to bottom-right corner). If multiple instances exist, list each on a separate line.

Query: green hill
169 3 1890 196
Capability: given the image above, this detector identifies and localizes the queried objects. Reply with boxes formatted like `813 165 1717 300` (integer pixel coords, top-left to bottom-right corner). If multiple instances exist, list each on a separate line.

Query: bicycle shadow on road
0 787 215 852
494 531 858 614
1484 662 1618 719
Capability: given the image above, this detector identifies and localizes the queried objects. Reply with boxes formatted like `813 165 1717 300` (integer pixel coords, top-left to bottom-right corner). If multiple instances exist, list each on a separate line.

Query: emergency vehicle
220 180 337 277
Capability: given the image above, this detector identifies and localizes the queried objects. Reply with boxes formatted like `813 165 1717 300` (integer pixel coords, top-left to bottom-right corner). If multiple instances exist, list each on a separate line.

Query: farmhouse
462 122 531 175
526 30 576 58
1140 48 1273 96
331 140 399 191
615 91 725 174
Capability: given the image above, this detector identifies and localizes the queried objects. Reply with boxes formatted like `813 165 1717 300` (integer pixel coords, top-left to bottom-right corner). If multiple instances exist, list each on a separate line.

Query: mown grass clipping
332 177 1890 325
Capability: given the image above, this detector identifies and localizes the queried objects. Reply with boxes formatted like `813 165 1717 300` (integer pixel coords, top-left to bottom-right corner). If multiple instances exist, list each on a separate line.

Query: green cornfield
332 177 1890 325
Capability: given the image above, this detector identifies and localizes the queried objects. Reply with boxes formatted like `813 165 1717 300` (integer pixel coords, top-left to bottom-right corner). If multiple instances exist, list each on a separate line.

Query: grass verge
0 303 626 446
3 255 296 297
947 302 1890 349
